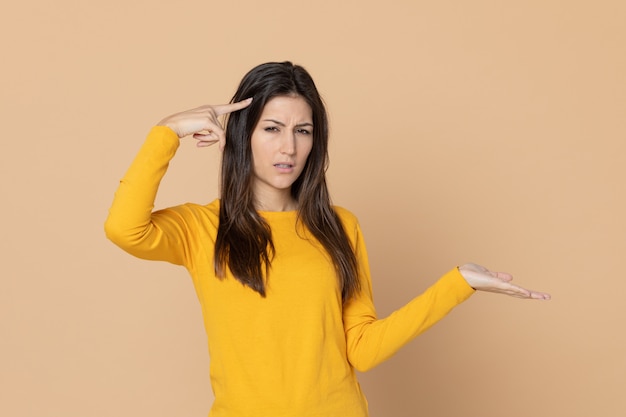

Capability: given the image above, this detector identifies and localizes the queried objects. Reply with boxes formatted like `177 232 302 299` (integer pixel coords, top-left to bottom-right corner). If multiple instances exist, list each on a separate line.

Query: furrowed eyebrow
262 119 314 128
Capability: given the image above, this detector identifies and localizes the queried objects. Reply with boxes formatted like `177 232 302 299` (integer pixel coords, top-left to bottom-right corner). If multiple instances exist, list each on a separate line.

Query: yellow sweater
105 126 475 417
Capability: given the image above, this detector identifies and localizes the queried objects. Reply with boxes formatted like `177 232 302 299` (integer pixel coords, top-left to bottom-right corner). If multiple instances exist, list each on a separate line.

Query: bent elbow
104 215 123 246
103 214 137 250
347 352 380 373
352 361 376 373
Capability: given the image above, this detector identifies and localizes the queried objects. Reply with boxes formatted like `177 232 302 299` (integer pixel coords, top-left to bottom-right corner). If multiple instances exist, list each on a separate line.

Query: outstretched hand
458 263 551 300
157 98 253 150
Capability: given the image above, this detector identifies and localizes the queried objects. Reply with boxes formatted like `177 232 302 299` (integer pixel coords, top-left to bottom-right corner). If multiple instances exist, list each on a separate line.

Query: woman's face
250 95 314 203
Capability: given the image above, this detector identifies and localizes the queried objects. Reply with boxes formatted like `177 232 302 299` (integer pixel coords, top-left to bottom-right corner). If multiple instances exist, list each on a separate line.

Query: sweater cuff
148 125 180 146
441 267 476 303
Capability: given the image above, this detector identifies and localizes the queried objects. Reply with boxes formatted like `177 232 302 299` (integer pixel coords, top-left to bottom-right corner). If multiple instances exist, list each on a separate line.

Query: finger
193 131 217 140
489 271 550 300
492 271 513 282
196 139 219 148
504 279 551 300
497 281 531 298
529 291 551 300
509 287 531 298
193 132 219 147
213 97 253 116
507 285 552 300
194 121 224 139
201 119 225 137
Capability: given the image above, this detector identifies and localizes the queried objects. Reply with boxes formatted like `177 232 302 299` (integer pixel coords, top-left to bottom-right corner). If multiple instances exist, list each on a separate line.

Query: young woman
105 61 550 417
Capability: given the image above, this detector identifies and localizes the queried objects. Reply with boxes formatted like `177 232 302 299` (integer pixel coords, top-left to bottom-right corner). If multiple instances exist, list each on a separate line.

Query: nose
279 131 296 155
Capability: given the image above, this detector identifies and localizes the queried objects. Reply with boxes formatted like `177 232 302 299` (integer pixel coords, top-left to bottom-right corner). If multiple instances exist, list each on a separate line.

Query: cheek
250 138 270 164
301 139 314 160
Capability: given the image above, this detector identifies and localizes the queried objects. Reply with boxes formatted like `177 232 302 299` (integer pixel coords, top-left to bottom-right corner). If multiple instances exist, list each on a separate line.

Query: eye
264 126 279 132
297 128 312 135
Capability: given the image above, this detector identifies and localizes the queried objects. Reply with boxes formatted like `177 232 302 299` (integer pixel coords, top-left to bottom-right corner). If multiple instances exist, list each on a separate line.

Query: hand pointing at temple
158 98 253 149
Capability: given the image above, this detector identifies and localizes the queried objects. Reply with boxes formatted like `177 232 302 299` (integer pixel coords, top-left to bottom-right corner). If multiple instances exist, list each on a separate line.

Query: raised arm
104 99 252 263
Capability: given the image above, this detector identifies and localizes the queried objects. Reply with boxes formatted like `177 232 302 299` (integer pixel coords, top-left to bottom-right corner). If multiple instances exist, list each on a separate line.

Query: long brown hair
214 62 359 302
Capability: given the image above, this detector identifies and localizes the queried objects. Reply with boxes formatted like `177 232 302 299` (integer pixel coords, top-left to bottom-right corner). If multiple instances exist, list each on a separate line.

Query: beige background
2 1 624 416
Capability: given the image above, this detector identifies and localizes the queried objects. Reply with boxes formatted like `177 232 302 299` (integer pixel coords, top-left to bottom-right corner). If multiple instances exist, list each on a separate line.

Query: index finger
213 98 253 116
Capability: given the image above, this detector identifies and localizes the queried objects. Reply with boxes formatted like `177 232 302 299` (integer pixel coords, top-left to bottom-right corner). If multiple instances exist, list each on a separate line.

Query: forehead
260 95 312 121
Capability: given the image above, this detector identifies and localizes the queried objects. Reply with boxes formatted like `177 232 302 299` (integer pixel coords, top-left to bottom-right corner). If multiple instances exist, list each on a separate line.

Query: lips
274 163 294 168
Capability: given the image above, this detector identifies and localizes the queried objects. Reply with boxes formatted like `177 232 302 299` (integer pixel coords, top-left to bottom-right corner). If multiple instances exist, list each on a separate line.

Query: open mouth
274 164 293 168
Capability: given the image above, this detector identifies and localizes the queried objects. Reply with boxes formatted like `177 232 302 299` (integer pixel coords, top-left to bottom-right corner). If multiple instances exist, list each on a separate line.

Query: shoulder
158 199 220 224
203 198 221 215
332 205 360 231
186 199 220 217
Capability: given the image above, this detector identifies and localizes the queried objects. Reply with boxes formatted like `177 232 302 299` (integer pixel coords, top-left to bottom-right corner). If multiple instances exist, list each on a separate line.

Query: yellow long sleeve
105 126 190 265
105 127 475 417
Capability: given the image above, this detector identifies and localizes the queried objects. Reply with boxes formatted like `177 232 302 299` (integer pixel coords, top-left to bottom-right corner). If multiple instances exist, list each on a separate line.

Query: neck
254 190 297 212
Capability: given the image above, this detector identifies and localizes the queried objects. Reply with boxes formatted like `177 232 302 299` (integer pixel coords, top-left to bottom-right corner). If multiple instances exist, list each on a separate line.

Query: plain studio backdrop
1 1 624 416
